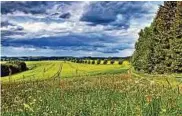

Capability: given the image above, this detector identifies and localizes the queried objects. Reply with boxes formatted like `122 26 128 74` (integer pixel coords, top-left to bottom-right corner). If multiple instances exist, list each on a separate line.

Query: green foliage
97 59 101 64
88 60 91 64
103 59 108 64
76 59 83 63
1 61 28 77
1 64 10 77
132 1 182 74
110 59 115 64
118 60 123 65
91 60 95 64
84 60 87 64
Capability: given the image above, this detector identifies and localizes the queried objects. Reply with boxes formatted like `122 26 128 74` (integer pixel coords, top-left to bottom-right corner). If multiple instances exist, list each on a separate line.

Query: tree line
67 59 123 65
132 1 182 74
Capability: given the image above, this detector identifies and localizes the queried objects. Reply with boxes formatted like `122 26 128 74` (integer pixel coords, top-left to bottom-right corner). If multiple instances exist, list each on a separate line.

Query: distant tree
88 60 91 64
103 59 108 64
110 59 115 64
76 59 80 63
97 59 101 64
17 62 27 71
79 59 83 63
71 58 76 63
84 60 87 64
118 60 123 65
92 60 95 64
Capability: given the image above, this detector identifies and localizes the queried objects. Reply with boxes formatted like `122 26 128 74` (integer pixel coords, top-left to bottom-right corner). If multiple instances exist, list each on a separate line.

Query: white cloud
1 1 162 57
2 1 159 40
1 25 18 31
12 46 36 51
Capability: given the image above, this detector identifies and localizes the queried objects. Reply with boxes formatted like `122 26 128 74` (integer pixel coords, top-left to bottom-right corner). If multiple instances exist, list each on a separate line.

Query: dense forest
132 1 182 74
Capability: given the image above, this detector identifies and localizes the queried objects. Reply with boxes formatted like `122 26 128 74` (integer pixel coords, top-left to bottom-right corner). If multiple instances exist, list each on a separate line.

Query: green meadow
1 1 182 116
1 60 130 83
1 60 182 116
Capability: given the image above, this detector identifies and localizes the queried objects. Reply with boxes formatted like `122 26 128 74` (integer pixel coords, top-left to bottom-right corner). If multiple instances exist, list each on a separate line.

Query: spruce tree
132 1 182 74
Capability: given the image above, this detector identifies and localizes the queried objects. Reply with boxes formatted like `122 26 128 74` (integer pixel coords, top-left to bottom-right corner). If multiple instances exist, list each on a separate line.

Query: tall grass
1 70 182 115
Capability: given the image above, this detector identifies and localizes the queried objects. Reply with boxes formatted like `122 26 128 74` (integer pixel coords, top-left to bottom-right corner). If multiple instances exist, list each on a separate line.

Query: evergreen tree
170 2 182 73
132 1 182 74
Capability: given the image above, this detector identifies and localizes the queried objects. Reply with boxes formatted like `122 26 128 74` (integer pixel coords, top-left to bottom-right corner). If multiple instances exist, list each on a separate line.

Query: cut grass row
1 61 130 83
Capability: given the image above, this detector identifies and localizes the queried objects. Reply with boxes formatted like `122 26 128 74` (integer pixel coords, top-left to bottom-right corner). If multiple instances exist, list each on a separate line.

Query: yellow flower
24 103 34 112
162 109 166 113
145 95 152 103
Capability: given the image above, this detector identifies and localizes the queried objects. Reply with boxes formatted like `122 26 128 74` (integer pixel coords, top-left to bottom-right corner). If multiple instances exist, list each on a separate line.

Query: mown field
1 60 130 83
1 61 182 116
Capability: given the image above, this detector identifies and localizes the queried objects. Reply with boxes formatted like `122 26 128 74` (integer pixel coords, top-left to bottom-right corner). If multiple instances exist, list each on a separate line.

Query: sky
1 1 163 57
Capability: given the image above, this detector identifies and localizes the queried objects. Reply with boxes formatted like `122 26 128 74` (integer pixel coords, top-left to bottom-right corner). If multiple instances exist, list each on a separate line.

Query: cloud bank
1 1 163 57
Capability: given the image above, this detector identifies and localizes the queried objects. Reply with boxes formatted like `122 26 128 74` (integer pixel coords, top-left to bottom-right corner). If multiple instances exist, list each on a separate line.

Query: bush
97 59 101 64
103 59 108 65
1 61 28 77
92 60 95 64
76 59 80 63
17 62 27 71
118 60 123 65
88 60 91 64
1 64 9 77
73 60 77 63
110 60 115 64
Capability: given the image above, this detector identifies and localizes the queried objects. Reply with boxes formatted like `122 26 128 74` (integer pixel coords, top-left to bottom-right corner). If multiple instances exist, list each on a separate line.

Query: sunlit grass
1 61 130 83
1 60 182 115
1 73 182 115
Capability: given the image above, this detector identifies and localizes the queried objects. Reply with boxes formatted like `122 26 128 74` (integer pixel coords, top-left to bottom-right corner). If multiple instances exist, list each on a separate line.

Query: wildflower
150 80 155 85
145 95 152 104
162 109 166 113
135 80 139 84
24 103 34 112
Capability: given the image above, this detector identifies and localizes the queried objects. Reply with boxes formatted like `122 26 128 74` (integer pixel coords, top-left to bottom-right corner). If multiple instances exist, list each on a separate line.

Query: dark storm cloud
2 33 133 54
1 2 73 14
59 13 71 19
1 21 15 27
1 1 162 56
1 1 49 14
80 1 160 28
2 33 114 48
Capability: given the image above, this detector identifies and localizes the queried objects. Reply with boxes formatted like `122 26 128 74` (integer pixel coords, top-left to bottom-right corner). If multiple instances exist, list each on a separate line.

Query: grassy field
1 61 130 83
1 61 182 115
